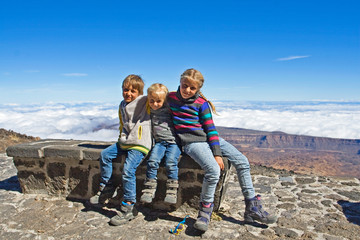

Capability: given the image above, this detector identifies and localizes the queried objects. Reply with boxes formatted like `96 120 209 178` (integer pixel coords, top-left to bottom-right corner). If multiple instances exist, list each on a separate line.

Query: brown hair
180 68 217 114
122 74 144 95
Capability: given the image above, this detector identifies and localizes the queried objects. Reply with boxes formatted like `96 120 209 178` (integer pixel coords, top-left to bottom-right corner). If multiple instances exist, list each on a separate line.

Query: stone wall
6 139 230 210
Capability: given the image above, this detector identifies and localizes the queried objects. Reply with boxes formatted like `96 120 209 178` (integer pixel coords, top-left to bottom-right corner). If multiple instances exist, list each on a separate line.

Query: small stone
257 176 278 185
295 177 316 184
301 231 318 239
274 190 290 198
298 202 321 209
280 197 296 202
261 229 275 237
321 200 332 207
277 217 307 230
277 203 296 210
323 235 344 240
301 189 318 194
334 190 360 201
279 176 294 183
280 209 298 218
253 184 272 194
281 182 296 187
324 194 344 201
324 213 346 221
274 227 298 238
317 176 327 182
340 182 359 187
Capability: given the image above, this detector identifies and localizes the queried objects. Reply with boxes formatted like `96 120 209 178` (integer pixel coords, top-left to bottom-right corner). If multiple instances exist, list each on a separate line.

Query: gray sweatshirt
118 95 152 154
151 105 177 144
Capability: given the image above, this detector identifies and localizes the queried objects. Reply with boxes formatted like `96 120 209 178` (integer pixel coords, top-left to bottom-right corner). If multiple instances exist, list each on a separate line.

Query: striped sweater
168 88 222 156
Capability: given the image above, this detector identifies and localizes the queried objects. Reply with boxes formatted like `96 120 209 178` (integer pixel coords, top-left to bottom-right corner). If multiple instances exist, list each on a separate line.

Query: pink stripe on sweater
194 97 206 104
172 111 193 117
209 136 219 141
175 124 202 129
203 120 213 125
168 93 178 100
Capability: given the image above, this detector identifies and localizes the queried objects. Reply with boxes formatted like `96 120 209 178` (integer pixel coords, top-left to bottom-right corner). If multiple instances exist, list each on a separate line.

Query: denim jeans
219 137 255 199
184 138 255 203
183 142 221 203
100 142 145 203
146 141 181 180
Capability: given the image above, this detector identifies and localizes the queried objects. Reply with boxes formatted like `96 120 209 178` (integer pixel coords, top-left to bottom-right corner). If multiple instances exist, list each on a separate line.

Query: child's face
148 92 165 110
180 78 200 99
122 84 140 103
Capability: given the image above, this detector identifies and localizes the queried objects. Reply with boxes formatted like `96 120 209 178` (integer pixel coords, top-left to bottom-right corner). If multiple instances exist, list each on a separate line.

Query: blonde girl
140 83 181 205
167 68 277 232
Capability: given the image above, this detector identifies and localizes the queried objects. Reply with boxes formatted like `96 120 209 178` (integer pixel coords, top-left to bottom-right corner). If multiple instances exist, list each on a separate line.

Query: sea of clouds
1 101 360 141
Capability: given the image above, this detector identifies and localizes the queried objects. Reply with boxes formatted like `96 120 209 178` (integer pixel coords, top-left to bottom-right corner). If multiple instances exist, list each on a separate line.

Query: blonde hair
180 68 217 114
147 83 169 98
122 74 144 95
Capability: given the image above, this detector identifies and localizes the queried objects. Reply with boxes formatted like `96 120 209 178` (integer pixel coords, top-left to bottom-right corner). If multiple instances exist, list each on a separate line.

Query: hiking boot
89 183 116 205
109 202 138 226
140 178 157 203
164 179 178 205
194 202 214 232
244 195 277 224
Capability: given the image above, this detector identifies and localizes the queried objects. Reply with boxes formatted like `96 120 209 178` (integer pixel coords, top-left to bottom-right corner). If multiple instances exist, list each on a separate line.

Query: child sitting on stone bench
89 74 152 226
140 83 181 205
168 68 277 232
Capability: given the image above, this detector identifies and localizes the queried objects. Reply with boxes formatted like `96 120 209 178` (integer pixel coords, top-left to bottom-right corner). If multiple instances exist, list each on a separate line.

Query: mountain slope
0 128 40 153
217 127 360 179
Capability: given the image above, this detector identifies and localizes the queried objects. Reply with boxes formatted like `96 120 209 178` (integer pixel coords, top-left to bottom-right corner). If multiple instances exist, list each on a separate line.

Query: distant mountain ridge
218 127 360 153
217 127 360 179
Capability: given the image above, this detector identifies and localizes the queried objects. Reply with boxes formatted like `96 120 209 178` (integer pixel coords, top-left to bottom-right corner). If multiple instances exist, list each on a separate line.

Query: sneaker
164 179 178 205
244 195 277 224
194 202 214 232
140 178 157 203
109 202 138 226
89 183 116 205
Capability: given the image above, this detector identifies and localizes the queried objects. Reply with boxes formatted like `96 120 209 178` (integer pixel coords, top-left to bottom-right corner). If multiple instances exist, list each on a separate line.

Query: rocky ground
1 152 360 239
0 128 40 153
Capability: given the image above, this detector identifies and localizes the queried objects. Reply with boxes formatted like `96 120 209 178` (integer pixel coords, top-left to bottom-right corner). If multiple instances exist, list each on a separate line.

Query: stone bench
6 139 231 211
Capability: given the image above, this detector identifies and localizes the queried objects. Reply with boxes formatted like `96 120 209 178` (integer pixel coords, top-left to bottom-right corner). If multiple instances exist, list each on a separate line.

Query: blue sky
1 0 359 104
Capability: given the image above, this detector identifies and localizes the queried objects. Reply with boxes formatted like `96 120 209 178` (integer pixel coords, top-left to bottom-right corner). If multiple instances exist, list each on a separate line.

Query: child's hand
214 156 224 170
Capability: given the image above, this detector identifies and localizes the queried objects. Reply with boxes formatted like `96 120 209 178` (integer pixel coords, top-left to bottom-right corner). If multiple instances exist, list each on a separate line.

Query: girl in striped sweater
167 68 277 232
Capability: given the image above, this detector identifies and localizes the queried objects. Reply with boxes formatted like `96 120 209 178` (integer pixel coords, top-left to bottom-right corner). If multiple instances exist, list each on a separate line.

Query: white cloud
213 101 360 139
0 102 119 141
62 73 88 77
276 55 310 61
1 101 360 141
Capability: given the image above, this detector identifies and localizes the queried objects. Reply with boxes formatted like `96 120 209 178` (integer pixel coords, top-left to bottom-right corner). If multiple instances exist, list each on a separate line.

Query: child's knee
234 160 250 170
100 151 111 163
122 166 136 178
147 160 159 169
204 164 220 179
165 160 177 169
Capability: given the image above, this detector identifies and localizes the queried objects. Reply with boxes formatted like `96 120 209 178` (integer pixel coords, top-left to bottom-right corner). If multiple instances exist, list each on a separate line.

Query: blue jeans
184 138 255 203
219 137 255 199
100 142 145 203
184 142 221 203
146 141 181 180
